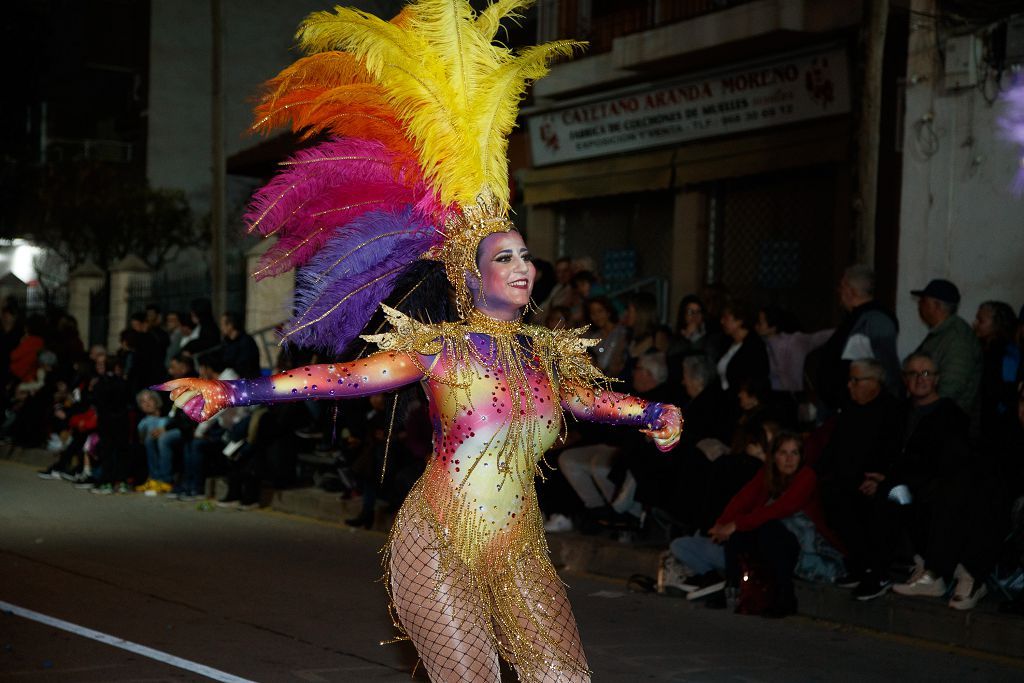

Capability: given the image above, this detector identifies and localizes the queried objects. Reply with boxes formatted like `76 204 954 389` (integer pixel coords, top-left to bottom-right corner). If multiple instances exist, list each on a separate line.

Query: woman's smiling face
474 231 535 319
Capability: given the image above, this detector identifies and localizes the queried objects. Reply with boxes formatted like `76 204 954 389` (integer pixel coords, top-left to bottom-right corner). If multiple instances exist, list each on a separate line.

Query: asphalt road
1 460 1022 682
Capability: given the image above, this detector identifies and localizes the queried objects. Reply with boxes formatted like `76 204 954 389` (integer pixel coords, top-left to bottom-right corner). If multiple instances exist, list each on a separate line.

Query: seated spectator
880 366 1004 611
717 299 770 399
973 300 1021 435
133 389 172 495
547 352 671 533
9 314 46 387
815 359 902 588
666 422 774 595
584 296 627 377
175 354 242 501
851 352 971 601
678 354 733 448
687 432 844 616
220 311 261 378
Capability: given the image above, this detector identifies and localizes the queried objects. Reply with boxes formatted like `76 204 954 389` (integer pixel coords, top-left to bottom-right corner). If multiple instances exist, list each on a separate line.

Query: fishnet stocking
389 516 590 682
502 556 589 683
390 516 501 682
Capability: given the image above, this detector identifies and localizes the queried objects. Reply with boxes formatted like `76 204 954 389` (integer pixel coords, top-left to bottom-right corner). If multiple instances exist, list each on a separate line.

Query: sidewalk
7 445 1023 661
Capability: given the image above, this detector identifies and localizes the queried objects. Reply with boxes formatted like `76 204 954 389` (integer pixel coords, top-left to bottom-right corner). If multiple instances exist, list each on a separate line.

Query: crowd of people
9 258 1024 618
536 263 1024 618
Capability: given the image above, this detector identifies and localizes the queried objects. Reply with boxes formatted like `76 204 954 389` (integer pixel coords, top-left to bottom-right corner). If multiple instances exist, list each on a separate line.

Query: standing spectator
145 304 170 361
540 257 574 313
220 311 261 378
755 305 832 394
128 313 167 391
972 300 1021 435
164 311 185 366
181 298 220 356
717 299 770 397
568 271 598 325
815 359 903 588
584 297 627 377
671 294 725 362
89 353 133 495
911 279 982 414
0 305 23 389
620 292 660 390
817 265 901 410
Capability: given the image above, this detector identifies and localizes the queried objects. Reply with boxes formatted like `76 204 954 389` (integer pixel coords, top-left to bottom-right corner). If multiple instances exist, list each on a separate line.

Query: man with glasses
815 359 902 594
911 279 982 414
849 352 972 602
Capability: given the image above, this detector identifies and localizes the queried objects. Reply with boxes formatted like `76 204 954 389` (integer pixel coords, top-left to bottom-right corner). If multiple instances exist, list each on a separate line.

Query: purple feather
282 207 442 355
244 138 443 277
998 78 1024 194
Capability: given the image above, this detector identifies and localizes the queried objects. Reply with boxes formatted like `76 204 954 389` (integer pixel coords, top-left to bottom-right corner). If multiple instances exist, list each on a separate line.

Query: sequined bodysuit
174 308 668 679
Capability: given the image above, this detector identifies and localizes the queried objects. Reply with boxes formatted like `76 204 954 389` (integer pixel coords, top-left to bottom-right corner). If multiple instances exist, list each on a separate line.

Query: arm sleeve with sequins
160 351 428 422
558 381 666 429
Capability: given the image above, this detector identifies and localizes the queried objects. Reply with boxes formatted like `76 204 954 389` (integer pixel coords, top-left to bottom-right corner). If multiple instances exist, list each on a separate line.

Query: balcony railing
547 0 761 54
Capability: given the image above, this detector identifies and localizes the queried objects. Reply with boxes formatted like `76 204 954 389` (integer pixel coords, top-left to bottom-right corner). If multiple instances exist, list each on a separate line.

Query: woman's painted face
774 439 801 476
474 231 535 317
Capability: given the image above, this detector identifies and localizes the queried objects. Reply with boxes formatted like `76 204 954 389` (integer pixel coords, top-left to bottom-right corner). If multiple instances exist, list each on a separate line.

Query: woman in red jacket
709 431 844 616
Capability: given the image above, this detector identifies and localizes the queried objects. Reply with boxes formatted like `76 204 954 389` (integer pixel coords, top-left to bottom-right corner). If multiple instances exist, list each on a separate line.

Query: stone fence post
67 261 106 342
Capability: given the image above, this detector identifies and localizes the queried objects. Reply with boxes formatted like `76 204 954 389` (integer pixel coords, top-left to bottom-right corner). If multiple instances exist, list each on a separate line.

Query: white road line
0 600 257 683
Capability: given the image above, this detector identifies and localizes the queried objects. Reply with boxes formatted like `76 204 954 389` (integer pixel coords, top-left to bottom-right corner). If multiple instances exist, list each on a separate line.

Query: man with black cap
911 278 982 414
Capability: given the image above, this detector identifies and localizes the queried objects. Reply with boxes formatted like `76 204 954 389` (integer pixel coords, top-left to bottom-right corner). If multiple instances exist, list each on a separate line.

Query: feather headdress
246 0 582 353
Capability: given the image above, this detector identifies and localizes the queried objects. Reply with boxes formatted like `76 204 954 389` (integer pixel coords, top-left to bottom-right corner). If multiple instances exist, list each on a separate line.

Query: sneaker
835 572 863 589
948 572 987 610
216 499 240 509
134 479 156 493
295 426 324 439
658 553 694 596
852 572 892 601
156 481 174 494
143 488 161 498
37 468 63 480
74 478 99 490
238 502 260 511
892 569 947 597
177 493 201 502
116 482 131 494
543 513 573 533
91 483 114 495
686 572 727 601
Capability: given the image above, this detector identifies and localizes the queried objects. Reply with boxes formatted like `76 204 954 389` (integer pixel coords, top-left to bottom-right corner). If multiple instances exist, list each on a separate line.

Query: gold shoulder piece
361 304 446 356
527 325 612 390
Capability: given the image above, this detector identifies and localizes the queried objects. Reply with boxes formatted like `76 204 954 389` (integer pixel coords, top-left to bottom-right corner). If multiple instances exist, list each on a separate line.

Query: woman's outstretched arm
155 351 428 422
558 382 682 452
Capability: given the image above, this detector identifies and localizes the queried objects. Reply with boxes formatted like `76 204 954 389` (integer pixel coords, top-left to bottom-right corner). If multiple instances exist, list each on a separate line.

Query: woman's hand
153 378 232 423
709 521 736 544
640 404 682 452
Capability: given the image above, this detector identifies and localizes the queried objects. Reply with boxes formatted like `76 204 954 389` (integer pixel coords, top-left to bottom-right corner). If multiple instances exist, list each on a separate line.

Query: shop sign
528 47 850 166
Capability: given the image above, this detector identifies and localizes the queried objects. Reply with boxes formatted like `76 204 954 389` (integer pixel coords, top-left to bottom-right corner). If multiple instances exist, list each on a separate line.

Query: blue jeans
670 533 725 575
145 428 180 483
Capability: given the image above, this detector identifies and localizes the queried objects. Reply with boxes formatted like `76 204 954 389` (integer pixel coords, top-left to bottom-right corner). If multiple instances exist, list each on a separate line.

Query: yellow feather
475 0 532 42
472 40 583 205
288 1 580 208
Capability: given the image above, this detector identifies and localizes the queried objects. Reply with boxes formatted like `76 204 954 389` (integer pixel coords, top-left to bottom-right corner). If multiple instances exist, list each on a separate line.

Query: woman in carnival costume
156 2 682 680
